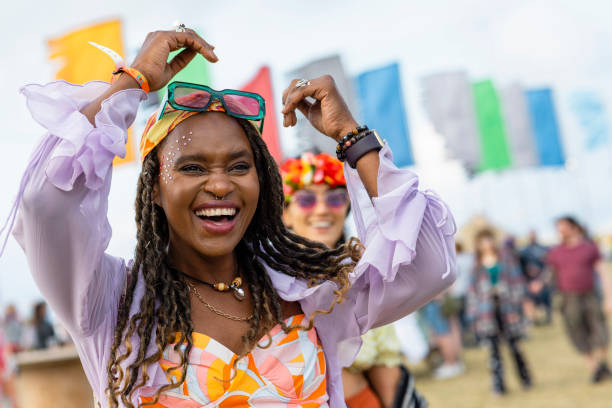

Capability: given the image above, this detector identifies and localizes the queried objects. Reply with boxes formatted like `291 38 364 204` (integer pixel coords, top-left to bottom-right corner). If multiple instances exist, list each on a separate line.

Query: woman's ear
153 179 161 206
282 205 292 228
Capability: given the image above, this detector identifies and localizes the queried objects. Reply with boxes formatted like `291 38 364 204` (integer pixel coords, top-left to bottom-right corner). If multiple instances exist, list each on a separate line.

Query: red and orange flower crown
280 152 346 202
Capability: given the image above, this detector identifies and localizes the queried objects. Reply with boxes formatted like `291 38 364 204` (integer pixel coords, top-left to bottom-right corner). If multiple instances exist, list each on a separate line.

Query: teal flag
472 80 512 171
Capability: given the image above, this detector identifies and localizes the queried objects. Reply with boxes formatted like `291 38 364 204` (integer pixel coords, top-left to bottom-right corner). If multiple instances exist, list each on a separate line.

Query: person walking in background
467 230 532 395
3 305 22 352
547 216 610 383
281 152 427 408
420 297 464 379
519 231 552 325
451 242 476 345
31 302 56 350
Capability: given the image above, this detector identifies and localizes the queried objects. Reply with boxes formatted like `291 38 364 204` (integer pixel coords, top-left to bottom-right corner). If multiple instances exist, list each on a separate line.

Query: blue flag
525 88 565 166
355 63 414 166
570 91 610 151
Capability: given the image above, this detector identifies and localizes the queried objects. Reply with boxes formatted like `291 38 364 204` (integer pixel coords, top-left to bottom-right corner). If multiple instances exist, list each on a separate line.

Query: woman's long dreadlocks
105 117 363 406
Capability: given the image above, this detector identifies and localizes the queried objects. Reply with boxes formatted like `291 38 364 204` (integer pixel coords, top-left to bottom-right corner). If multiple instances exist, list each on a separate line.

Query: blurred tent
455 214 507 252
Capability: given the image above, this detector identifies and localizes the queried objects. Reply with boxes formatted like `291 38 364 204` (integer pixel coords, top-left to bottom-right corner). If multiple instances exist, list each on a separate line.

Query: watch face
372 130 384 145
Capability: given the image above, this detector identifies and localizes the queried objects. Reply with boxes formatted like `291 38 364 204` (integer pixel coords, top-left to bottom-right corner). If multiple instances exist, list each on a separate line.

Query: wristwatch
345 130 383 168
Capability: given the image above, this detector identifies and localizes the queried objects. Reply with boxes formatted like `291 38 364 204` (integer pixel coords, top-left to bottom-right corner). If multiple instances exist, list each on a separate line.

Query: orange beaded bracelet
112 67 150 93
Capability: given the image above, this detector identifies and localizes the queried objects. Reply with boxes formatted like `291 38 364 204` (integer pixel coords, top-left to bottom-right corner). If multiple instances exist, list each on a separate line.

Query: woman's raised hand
130 29 218 92
281 75 359 142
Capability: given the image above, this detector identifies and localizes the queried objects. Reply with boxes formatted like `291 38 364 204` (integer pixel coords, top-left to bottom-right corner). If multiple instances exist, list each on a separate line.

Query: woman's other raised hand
281 75 358 142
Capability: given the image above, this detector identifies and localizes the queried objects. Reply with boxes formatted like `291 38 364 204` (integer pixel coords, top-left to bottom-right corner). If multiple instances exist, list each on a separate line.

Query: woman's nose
203 173 234 199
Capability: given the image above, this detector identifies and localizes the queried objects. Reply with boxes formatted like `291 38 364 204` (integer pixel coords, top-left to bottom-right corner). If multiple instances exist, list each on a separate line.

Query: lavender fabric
10 80 456 407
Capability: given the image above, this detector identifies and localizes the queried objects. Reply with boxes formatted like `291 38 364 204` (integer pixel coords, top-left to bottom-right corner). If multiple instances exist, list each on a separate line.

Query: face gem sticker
159 134 193 184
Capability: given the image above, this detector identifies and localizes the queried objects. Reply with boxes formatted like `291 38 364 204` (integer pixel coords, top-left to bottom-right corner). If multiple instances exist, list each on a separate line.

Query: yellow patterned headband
140 90 263 161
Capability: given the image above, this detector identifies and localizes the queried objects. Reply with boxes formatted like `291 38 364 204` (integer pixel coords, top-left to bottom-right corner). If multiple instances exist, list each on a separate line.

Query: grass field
413 315 612 408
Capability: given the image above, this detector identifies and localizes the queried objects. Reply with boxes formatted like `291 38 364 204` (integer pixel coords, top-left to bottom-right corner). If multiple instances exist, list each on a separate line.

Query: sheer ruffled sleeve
5 80 146 337
289 144 457 367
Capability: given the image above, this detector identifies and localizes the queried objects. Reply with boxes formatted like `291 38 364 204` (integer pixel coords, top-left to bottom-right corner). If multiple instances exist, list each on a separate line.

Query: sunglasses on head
158 81 266 132
292 189 349 210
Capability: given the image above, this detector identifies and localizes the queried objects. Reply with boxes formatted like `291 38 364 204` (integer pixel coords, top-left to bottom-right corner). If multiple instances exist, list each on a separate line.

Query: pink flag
242 67 282 162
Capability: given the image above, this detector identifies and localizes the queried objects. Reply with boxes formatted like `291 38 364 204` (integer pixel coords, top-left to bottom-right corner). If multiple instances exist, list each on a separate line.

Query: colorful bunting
355 63 413 167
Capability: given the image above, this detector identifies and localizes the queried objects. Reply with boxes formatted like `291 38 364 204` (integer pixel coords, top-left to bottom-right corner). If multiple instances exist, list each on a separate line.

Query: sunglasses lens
326 190 348 209
173 87 212 108
294 192 316 209
224 93 261 116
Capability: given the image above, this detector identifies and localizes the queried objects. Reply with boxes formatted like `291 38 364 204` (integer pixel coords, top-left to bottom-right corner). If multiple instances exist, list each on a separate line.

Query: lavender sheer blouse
6 81 457 407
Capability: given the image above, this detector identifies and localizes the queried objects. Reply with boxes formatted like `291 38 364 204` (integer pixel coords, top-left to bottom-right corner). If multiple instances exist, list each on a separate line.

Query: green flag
472 80 512 171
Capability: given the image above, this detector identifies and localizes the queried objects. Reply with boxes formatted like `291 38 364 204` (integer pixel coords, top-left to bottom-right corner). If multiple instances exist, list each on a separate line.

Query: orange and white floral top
140 314 328 407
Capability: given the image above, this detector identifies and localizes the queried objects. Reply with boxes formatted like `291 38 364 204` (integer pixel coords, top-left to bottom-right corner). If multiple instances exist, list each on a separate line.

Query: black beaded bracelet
336 125 369 161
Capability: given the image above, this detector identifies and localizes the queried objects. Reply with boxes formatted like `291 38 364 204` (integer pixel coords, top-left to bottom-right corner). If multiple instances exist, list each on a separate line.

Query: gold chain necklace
187 281 253 322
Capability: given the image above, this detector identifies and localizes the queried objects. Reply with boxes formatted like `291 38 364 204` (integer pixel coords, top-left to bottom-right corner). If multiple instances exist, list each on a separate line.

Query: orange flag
48 19 136 166
241 66 282 162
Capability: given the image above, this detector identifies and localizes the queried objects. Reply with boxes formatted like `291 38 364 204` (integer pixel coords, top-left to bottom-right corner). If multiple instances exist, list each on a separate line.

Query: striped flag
421 71 480 173
525 88 565 166
241 66 282 162
355 63 413 167
48 19 136 166
472 80 512 171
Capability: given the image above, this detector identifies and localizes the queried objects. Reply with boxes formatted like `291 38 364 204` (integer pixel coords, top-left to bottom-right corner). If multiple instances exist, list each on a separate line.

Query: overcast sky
2 0 612 315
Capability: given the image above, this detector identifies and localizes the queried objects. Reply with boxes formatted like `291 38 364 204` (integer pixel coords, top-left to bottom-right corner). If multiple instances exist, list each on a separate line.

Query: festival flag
472 80 512 171
421 71 481 173
287 55 358 155
48 19 135 166
570 91 610 151
355 63 413 166
500 84 538 167
525 88 565 166
241 66 282 162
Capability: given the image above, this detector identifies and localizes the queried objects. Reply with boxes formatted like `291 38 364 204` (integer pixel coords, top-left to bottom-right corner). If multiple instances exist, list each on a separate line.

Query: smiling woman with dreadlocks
6 28 456 407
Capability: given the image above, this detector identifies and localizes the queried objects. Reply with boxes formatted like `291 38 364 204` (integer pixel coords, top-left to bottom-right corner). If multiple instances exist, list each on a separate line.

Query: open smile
193 202 241 235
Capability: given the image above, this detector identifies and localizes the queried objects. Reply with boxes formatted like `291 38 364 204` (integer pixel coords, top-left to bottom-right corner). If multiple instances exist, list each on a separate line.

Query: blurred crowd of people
0 301 69 407
409 215 611 396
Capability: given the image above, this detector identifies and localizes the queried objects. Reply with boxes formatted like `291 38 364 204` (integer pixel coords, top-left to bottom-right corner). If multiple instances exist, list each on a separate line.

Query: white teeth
194 208 236 217
311 221 332 228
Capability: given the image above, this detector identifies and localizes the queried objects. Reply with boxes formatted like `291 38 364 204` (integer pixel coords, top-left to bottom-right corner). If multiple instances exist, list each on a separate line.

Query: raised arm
280 76 457 333
7 29 217 337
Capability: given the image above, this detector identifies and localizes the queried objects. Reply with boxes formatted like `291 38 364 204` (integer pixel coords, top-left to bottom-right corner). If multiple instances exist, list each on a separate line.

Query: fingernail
211 50 218 60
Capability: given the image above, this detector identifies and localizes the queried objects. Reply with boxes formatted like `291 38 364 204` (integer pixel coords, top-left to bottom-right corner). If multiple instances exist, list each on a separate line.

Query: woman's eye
230 163 251 173
180 164 205 173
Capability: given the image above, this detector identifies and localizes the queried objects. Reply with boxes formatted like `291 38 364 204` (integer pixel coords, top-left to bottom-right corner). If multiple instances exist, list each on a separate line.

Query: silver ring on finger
295 78 311 88
175 23 187 33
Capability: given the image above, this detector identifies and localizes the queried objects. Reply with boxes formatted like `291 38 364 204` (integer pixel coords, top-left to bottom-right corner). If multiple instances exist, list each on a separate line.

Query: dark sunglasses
293 189 349 210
